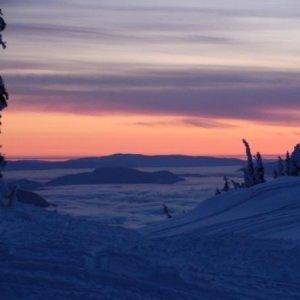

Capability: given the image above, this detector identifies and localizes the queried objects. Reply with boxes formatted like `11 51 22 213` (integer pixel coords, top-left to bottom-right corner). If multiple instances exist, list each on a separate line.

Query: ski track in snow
0 177 300 299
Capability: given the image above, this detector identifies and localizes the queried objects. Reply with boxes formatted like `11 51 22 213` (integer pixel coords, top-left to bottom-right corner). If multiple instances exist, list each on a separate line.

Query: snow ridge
141 177 300 240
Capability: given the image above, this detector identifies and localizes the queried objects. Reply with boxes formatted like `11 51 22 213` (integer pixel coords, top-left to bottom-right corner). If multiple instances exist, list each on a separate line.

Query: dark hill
47 167 184 186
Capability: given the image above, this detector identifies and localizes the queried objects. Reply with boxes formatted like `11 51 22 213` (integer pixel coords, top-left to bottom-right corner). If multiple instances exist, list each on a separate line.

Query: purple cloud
2 0 300 127
4 67 300 126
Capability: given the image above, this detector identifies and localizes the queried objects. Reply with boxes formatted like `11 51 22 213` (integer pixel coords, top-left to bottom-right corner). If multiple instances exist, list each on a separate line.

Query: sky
1 0 300 157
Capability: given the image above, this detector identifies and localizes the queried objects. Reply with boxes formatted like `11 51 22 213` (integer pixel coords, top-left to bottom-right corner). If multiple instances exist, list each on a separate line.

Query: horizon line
6 153 283 161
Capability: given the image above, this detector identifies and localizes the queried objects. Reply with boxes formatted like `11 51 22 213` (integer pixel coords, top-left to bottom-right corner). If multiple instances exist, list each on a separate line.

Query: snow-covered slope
1 178 300 299
0 205 231 299
141 177 300 240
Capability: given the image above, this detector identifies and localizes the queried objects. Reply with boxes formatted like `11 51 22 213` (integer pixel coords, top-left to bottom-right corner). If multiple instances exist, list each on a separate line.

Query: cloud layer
2 0 300 126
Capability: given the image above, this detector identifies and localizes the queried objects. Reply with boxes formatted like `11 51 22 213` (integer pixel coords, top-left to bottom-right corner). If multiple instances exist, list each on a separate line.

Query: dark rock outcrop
17 189 55 208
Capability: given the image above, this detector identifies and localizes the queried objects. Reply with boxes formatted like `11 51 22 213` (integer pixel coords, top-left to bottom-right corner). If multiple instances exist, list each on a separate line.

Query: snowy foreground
1 177 300 299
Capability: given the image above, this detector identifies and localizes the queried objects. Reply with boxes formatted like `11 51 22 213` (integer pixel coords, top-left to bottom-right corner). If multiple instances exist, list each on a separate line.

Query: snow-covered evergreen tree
0 9 7 178
231 180 242 189
285 152 291 176
0 76 8 110
222 176 230 192
242 139 255 187
242 140 265 187
254 152 265 184
277 156 285 177
0 10 6 30
0 8 14 207
291 144 300 176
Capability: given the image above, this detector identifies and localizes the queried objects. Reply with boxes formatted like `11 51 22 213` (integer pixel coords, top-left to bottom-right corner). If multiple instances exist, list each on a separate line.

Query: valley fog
5 166 241 228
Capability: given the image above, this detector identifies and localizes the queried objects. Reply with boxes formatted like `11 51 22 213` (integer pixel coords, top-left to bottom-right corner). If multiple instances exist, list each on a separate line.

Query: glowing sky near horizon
1 0 300 157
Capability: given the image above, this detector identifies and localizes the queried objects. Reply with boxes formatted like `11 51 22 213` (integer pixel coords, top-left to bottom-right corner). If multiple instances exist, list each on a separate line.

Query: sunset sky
2 0 300 157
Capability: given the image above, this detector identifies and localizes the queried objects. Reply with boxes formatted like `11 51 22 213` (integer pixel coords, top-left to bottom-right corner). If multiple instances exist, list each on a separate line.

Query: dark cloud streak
5 67 300 125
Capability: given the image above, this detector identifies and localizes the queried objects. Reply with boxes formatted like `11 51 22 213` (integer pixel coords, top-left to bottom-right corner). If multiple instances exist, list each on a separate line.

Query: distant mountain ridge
6 154 244 171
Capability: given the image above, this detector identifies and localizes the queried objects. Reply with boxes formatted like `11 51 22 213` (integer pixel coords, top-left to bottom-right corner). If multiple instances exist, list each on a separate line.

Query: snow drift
141 177 300 240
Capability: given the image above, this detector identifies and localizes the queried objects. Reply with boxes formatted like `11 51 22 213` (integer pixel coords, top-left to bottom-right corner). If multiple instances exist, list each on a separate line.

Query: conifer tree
242 139 255 187
242 140 265 187
0 8 8 178
231 180 241 189
277 156 285 177
291 144 300 176
254 152 265 184
285 152 291 176
222 176 230 192
0 8 16 208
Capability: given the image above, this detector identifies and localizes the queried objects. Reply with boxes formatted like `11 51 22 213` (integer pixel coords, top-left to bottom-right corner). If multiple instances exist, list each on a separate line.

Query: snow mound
1 179 300 299
141 177 300 240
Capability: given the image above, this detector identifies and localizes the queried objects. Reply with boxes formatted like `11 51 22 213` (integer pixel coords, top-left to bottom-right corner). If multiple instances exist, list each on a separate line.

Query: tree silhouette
242 140 265 187
242 139 255 187
0 9 8 177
